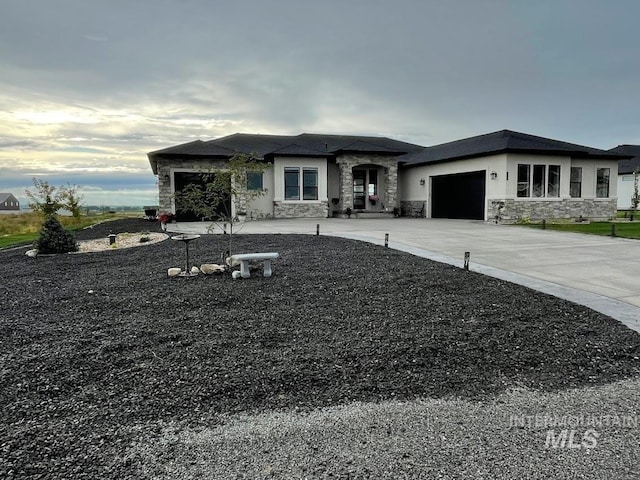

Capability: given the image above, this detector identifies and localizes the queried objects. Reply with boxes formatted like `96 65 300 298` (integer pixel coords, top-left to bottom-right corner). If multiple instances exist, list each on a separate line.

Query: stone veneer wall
401 200 426 217
489 198 617 222
336 154 399 211
156 158 227 213
274 201 329 219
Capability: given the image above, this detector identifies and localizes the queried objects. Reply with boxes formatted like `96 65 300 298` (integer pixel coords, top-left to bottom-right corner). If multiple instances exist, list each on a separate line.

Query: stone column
337 160 354 209
385 163 398 210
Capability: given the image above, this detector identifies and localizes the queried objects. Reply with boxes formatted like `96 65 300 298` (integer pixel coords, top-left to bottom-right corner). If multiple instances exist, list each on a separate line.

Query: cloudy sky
1 0 639 206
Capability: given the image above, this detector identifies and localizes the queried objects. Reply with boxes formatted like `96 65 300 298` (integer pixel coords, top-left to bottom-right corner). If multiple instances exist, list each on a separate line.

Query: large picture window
517 164 561 198
596 168 610 198
284 167 318 200
570 167 582 198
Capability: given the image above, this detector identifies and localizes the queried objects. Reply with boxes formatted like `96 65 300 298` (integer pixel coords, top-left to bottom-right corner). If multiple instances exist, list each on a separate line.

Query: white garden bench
229 252 279 279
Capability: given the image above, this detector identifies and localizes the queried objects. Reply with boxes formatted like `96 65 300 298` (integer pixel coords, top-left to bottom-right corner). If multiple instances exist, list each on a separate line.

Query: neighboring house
0 193 20 211
148 130 630 222
609 145 640 209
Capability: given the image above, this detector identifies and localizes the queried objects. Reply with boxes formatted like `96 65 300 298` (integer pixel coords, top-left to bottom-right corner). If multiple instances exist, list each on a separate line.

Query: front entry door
353 170 366 209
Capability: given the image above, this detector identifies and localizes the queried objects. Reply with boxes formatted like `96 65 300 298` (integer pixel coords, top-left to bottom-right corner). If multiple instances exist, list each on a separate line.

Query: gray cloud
1 0 640 204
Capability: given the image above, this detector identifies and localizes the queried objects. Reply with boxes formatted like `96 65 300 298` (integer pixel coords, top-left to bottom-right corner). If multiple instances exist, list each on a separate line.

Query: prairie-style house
148 130 630 222
610 145 640 209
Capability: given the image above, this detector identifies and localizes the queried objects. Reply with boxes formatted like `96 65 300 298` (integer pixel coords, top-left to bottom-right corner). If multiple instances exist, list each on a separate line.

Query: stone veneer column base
273 202 329 218
401 201 426 217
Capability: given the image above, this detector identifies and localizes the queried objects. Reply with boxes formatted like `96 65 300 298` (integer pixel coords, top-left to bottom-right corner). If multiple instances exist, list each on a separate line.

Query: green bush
35 216 78 254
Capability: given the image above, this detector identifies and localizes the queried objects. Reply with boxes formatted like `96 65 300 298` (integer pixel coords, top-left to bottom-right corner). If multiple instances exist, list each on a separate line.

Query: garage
431 170 486 220
173 172 231 221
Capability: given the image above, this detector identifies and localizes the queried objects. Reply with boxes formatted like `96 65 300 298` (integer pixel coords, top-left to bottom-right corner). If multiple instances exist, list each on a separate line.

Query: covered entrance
173 172 231 221
352 168 379 210
431 170 486 220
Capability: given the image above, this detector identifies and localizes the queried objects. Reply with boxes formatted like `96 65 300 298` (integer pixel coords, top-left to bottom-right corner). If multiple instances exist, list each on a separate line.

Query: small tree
59 183 84 219
25 178 63 216
173 153 270 259
631 167 640 214
35 215 78 254
25 178 84 218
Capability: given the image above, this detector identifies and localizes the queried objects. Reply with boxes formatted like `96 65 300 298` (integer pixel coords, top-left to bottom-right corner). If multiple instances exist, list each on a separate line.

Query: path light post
385 233 389 248
464 251 470 271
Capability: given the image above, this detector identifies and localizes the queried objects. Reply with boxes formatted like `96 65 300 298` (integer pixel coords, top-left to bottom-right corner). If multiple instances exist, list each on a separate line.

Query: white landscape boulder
25 249 38 258
200 263 226 275
167 268 182 277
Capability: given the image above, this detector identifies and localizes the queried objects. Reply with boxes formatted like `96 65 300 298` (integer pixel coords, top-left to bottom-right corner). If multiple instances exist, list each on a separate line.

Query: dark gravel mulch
1 218 639 479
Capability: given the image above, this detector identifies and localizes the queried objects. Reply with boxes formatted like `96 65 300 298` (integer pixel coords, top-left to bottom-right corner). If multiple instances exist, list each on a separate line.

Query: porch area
332 155 399 217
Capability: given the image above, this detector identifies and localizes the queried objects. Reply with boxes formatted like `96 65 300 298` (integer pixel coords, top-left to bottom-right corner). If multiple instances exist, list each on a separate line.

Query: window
368 169 378 196
596 168 610 198
284 167 318 200
517 164 561 198
284 168 300 200
247 172 263 191
517 164 530 197
303 168 318 200
532 164 545 197
570 167 582 198
547 165 560 197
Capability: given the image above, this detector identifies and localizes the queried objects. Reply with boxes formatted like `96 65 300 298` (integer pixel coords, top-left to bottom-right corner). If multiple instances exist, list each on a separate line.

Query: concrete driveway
168 218 640 333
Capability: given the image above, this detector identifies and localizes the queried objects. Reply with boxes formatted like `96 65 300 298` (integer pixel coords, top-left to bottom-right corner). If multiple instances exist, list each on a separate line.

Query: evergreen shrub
35 216 78 254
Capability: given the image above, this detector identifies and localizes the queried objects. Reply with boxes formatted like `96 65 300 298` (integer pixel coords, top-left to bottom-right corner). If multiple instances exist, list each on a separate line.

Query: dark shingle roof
609 145 640 174
0 193 17 203
400 130 630 166
148 133 424 173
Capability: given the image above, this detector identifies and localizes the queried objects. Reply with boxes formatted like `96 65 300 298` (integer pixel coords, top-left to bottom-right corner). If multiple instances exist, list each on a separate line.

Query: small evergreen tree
35 215 78 254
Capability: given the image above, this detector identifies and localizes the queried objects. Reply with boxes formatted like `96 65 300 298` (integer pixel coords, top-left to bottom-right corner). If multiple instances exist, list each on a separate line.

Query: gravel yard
1 218 639 478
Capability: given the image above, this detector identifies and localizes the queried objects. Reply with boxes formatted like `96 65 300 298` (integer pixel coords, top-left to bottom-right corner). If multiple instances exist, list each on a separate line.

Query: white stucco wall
273 157 329 202
618 174 636 209
400 154 507 220
570 158 618 199
327 162 340 201
505 153 571 198
246 165 275 218
400 153 619 221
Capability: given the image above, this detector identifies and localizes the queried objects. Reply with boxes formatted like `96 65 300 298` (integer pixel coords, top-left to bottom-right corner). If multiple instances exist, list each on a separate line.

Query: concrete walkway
167 218 640 333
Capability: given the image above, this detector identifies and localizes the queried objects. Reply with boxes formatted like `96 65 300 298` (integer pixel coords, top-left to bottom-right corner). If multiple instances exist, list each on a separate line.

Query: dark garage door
431 170 486 220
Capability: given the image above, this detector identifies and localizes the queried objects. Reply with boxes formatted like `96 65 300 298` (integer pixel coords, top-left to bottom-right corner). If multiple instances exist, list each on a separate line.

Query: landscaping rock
1 218 638 479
